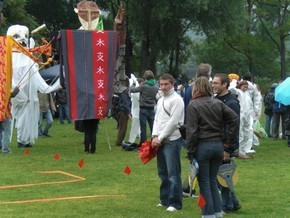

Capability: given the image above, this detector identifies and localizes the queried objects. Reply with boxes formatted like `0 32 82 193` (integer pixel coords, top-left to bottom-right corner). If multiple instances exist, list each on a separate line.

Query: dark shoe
2 149 12 154
25 144 32 148
115 143 122 146
222 209 232 214
18 142 25 148
43 134 51 137
233 204 241 211
238 155 253 159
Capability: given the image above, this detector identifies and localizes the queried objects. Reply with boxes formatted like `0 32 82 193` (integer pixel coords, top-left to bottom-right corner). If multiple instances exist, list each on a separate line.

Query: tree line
1 0 289 80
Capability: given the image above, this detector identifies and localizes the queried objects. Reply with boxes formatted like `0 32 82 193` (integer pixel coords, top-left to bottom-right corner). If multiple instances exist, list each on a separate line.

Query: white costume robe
11 53 61 145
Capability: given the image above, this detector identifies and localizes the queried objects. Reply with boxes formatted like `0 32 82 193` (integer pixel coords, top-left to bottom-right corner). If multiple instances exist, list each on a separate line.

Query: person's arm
130 85 142 93
222 103 239 145
186 102 199 160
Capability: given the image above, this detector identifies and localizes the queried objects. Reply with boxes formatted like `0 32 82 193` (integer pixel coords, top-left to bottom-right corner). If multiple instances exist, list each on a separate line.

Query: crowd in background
1 63 290 218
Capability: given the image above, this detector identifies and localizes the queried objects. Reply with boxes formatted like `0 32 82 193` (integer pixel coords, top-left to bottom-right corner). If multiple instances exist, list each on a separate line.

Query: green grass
0 117 290 217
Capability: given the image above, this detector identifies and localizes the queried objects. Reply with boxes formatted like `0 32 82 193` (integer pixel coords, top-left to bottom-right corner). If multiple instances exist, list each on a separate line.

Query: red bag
138 141 158 164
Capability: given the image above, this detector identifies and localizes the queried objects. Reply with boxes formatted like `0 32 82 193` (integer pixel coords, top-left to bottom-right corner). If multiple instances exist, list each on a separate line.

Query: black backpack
264 91 274 110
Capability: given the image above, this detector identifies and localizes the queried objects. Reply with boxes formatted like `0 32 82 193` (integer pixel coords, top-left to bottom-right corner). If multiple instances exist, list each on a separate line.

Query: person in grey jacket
130 70 159 146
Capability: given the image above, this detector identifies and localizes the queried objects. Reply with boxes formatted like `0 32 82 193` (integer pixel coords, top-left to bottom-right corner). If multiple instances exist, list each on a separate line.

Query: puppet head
74 1 100 30
7 25 29 47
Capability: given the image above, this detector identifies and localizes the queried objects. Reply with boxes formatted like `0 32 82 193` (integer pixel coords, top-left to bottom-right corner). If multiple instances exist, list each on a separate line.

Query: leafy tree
1 0 38 35
25 0 79 32
254 0 290 79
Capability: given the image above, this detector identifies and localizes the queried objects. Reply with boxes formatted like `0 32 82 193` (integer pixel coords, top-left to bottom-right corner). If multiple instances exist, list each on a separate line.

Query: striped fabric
60 30 118 120
0 36 13 121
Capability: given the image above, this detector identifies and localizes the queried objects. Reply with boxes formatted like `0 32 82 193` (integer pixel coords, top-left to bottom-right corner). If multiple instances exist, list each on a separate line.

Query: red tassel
198 194 206 208
24 149 30 155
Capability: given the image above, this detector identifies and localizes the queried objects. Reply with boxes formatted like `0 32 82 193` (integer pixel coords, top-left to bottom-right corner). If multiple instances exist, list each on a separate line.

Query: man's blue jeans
0 118 12 153
157 137 183 210
39 109 53 136
58 104 72 124
221 186 239 211
139 107 155 144
265 114 275 137
195 141 224 216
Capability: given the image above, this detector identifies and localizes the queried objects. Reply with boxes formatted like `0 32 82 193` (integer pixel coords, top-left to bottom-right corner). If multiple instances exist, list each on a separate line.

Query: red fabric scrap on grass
124 165 131 175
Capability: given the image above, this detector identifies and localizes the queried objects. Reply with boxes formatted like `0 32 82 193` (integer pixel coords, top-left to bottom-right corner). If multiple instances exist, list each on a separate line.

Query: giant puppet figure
59 1 125 122
7 25 62 148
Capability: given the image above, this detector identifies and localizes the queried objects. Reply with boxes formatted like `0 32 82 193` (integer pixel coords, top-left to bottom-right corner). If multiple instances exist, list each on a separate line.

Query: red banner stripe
66 30 77 120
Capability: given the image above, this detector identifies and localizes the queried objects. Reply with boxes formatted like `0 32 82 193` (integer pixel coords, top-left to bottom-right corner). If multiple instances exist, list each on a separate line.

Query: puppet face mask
7 25 29 47
74 1 100 30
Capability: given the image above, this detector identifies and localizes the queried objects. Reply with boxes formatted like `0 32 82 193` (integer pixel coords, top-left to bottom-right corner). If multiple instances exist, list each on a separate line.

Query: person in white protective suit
7 25 62 147
128 75 143 144
229 80 255 159
242 74 261 149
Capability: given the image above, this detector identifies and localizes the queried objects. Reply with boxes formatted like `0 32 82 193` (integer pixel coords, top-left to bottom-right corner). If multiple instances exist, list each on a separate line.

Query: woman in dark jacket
186 77 239 218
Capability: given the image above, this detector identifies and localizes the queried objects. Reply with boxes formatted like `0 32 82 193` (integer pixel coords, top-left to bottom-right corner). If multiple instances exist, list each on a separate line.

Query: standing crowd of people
2 61 290 218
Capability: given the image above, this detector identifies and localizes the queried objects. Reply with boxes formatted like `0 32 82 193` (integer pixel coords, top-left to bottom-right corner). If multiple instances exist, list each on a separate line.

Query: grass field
0 117 290 217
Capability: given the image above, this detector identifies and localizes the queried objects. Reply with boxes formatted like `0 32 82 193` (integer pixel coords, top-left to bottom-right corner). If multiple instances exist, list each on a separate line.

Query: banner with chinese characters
60 30 118 120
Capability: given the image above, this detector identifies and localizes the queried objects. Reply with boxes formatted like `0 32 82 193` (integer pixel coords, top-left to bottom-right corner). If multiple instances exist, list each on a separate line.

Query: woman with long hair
186 77 239 218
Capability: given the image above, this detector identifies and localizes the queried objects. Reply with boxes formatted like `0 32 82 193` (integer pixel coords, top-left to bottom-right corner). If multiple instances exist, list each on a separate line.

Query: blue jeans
195 141 224 216
221 186 239 211
58 104 72 124
265 114 275 137
39 109 53 136
157 137 183 209
0 118 12 153
139 107 155 144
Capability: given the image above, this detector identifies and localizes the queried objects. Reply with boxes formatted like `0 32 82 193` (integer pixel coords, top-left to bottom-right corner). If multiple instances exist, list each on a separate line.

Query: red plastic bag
138 141 158 164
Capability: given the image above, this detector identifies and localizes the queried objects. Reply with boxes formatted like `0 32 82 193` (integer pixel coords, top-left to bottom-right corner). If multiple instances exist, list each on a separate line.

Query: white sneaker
156 203 164 207
247 149 256 154
166 206 177 212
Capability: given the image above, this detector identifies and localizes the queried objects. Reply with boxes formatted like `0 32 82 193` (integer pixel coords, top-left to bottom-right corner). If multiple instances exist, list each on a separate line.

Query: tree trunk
140 0 151 72
169 48 174 74
174 39 181 76
125 34 133 77
280 33 286 80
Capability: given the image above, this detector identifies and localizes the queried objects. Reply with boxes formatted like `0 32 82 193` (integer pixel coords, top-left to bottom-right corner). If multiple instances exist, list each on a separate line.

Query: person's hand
223 151 231 161
128 114 132 120
10 86 20 98
152 136 161 147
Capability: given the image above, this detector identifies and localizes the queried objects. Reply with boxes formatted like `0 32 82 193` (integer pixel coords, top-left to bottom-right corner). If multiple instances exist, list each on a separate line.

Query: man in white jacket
152 74 184 212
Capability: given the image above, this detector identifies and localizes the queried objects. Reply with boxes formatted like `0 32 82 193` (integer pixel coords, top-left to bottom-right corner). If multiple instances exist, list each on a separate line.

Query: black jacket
215 91 240 154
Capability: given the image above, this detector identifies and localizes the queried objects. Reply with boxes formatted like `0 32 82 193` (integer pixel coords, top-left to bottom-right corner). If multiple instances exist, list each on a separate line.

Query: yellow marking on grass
0 194 127 204
0 170 85 189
